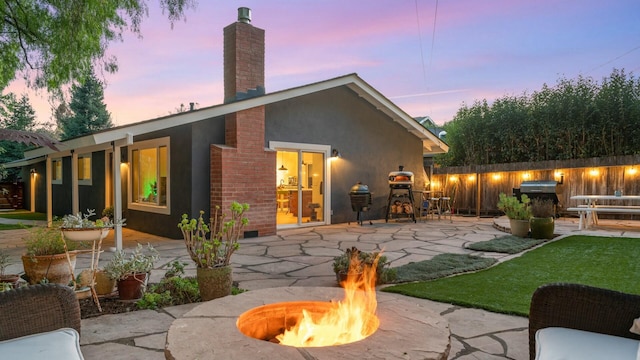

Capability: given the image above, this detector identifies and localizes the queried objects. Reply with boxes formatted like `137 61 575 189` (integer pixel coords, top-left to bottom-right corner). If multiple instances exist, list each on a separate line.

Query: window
52 159 62 184
128 137 170 214
77 154 92 185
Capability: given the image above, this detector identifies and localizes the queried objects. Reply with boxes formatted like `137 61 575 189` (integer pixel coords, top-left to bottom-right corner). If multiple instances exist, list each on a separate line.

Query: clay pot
197 266 232 301
21 252 76 285
78 269 116 295
509 219 530 238
117 273 148 300
0 274 20 289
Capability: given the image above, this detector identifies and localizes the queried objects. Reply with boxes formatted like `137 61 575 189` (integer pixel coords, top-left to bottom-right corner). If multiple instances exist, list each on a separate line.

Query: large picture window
128 138 169 214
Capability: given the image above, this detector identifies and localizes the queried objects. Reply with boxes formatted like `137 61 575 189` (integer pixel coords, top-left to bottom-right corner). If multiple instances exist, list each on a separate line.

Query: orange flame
276 251 380 347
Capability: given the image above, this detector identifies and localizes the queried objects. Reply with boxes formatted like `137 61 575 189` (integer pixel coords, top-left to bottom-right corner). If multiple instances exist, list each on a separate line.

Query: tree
58 73 113 140
0 0 196 93
0 93 40 179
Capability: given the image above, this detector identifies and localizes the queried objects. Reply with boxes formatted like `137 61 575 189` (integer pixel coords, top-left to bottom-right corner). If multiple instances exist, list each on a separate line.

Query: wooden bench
566 206 640 229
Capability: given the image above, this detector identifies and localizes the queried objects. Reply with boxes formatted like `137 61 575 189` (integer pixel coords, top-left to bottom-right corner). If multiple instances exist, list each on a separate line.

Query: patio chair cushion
0 327 84 359
535 327 640 360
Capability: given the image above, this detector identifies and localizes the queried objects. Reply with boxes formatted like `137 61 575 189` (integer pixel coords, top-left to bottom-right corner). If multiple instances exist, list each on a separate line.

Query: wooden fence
428 155 640 217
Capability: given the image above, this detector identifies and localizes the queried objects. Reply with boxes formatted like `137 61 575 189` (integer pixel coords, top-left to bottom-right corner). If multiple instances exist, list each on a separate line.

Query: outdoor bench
566 206 640 229
529 283 640 360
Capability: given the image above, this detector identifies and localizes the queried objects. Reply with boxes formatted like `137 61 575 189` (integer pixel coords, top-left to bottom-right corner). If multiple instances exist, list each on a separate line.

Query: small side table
61 228 111 312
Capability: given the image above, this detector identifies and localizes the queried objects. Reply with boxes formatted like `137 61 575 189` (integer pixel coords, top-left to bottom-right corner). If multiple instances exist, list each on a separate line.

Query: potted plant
60 208 124 242
332 247 396 286
104 243 158 300
530 198 555 239
497 193 532 237
0 249 20 289
178 201 249 301
21 226 77 285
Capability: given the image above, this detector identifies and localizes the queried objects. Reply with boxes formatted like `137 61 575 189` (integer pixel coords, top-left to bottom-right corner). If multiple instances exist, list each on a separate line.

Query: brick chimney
223 7 265 103
211 7 276 237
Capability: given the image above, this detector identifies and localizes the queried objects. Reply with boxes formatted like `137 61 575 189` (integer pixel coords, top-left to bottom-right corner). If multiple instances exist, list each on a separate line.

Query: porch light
628 167 637 176
331 149 341 158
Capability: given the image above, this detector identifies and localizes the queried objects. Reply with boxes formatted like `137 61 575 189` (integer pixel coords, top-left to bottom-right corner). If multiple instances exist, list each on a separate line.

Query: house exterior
6 8 448 245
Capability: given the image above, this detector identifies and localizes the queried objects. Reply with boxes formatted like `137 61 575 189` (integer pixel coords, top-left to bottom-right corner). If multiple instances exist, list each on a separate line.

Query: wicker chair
0 283 81 341
529 283 640 360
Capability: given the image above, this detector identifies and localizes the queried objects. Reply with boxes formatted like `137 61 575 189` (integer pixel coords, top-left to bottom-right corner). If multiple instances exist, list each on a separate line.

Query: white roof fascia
3 156 46 168
22 73 447 160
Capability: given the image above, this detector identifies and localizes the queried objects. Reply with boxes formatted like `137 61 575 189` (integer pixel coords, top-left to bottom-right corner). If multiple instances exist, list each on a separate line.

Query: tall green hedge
436 69 640 166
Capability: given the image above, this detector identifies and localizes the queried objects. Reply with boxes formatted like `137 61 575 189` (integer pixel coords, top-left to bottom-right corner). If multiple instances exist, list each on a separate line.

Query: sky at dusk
6 0 640 127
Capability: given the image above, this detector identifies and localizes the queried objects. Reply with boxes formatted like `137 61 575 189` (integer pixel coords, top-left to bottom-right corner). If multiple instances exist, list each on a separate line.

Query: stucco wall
265 86 425 223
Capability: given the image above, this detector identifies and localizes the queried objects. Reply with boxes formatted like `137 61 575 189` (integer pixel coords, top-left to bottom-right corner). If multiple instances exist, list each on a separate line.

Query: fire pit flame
275 252 380 347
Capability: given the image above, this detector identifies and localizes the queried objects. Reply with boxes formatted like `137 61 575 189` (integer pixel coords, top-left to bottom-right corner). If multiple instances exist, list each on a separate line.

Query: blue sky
7 0 640 127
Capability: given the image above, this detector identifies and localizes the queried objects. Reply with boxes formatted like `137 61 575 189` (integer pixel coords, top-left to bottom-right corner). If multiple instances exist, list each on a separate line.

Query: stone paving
2 215 640 359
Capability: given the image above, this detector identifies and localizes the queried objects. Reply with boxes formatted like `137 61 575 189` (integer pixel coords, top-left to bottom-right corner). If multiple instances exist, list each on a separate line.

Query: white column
113 145 123 250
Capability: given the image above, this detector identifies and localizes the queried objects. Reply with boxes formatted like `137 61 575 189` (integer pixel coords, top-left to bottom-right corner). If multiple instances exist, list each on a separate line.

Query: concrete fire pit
165 287 451 359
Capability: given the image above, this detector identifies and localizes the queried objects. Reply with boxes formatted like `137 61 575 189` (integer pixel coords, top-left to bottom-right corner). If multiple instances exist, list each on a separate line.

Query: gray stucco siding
265 86 425 223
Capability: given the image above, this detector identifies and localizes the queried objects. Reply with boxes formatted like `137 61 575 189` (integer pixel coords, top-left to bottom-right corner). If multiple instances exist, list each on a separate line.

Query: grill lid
350 182 370 194
519 180 558 193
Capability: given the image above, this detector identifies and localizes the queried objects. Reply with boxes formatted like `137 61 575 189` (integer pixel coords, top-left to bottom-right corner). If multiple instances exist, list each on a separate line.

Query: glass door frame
270 141 331 229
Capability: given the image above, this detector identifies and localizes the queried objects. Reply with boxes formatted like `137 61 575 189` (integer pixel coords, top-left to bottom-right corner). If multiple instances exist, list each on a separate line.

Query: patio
2 215 640 359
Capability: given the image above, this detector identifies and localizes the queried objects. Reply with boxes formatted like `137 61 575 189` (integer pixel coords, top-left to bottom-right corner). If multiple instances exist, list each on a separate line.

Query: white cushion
0 328 84 360
536 327 640 360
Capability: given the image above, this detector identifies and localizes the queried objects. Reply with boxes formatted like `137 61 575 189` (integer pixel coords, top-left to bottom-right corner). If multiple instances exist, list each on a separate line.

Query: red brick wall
212 18 275 236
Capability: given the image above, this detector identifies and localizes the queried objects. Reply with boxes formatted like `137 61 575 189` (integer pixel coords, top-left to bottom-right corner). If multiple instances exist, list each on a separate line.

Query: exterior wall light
331 149 341 158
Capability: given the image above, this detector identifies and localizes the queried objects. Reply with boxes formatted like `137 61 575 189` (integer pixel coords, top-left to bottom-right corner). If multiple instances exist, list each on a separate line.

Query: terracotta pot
117 273 148 300
530 217 555 239
0 274 20 289
21 252 76 285
509 219 530 238
197 266 232 301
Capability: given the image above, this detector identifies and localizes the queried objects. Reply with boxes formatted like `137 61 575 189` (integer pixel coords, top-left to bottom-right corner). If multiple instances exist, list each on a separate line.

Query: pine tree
59 73 113 140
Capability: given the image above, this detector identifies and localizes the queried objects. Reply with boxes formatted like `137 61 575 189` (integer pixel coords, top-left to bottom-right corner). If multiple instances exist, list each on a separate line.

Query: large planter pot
530 217 555 239
117 273 148 300
509 219 530 238
79 269 116 295
21 252 76 285
61 228 110 242
197 266 232 301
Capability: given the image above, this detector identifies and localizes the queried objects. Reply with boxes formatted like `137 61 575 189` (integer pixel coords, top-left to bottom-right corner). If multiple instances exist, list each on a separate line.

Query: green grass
0 211 47 221
383 235 640 317
394 254 496 282
465 235 546 254
0 223 31 230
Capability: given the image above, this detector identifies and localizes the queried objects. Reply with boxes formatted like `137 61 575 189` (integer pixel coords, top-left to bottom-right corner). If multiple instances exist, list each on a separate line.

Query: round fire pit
165 287 451 359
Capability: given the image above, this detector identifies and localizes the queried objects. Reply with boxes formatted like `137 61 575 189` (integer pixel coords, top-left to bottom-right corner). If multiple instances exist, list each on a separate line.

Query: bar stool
440 196 452 222
428 197 440 220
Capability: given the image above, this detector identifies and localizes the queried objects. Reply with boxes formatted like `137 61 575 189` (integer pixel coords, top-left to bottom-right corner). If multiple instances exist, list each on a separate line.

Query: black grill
349 182 372 225
514 180 560 216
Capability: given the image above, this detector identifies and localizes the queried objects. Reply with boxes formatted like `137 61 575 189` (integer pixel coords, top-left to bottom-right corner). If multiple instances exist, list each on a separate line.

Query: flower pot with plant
104 243 158 300
497 193 532 237
21 226 78 285
178 201 249 301
530 198 555 239
60 208 124 242
0 249 20 289
332 246 396 287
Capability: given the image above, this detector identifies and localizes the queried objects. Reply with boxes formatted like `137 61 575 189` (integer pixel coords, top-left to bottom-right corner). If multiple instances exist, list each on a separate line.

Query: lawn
0 211 46 221
383 235 640 317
